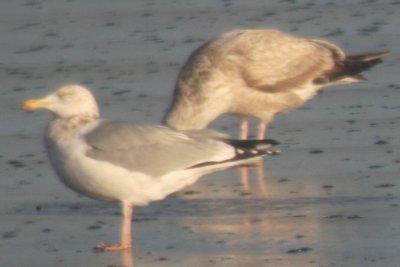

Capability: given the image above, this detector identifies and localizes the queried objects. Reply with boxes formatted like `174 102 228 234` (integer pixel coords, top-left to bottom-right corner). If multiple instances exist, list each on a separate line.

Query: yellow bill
22 98 49 111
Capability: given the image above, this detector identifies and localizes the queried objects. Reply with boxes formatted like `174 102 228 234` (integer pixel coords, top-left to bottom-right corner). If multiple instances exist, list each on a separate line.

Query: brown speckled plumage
164 29 386 139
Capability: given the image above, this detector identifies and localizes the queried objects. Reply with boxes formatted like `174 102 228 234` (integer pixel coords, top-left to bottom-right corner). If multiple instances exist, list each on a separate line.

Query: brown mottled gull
22 84 279 252
164 29 386 139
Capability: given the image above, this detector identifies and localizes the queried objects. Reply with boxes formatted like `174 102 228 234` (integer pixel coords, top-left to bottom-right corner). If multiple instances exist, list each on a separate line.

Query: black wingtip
225 138 281 160
264 139 280 146
187 138 280 170
222 138 280 149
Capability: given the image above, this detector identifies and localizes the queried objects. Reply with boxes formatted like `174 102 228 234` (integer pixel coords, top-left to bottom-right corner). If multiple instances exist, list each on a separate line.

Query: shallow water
1 0 400 266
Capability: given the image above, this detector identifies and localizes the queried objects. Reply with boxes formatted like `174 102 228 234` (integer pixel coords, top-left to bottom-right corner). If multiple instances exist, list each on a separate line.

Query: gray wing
84 121 232 177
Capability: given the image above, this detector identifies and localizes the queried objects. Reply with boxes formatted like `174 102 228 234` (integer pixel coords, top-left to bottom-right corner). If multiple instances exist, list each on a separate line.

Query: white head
22 85 100 119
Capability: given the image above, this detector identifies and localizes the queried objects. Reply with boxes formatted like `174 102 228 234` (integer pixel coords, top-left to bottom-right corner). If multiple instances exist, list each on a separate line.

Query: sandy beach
1 0 399 266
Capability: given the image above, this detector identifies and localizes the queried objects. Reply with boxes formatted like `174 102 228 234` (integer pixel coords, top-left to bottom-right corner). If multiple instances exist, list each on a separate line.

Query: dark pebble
375 183 396 188
2 229 19 239
8 160 26 168
347 215 362 220
374 140 389 145
309 149 324 154
324 214 344 219
286 247 313 254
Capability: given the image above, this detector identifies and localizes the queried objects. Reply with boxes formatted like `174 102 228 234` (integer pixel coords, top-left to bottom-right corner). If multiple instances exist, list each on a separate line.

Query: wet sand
1 0 399 266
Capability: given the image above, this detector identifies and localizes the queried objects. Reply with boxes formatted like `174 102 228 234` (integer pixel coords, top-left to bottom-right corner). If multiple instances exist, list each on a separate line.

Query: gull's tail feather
345 51 388 62
162 138 279 196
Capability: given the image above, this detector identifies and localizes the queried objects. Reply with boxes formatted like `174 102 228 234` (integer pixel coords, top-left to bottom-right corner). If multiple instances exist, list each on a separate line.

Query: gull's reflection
120 248 134 267
94 246 134 267
239 160 269 197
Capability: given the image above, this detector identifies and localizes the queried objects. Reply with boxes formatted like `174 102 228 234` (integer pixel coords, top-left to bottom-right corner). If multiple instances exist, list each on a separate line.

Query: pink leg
240 118 249 140
257 122 267 139
95 203 133 252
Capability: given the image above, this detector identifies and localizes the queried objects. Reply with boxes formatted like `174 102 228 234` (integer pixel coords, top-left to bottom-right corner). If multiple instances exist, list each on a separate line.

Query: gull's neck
57 112 99 127
47 113 100 142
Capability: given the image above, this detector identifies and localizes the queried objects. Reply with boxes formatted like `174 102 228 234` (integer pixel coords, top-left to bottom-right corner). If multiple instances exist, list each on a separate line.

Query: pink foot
95 242 131 252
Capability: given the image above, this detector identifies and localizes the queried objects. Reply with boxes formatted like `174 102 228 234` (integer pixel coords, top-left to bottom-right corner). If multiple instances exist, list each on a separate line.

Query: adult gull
22 84 279 252
164 29 386 139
